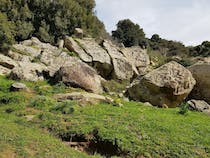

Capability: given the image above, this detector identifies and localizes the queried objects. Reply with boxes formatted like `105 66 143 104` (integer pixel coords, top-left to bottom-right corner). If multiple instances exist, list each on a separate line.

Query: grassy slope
0 114 95 158
0 75 209 158
66 103 210 157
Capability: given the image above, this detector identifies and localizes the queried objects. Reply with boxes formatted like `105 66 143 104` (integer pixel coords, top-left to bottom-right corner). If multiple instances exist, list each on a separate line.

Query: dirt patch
62 133 128 158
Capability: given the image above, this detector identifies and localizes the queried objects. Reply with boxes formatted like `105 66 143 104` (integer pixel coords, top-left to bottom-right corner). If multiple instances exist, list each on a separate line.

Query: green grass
34 103 210 158
0 113 96 158
0 75 210 158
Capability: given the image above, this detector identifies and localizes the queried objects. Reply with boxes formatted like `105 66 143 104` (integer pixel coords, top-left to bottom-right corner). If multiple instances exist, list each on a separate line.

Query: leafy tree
0 12 14 51
0 0 106 44
190 41 210 57
112 19 146 47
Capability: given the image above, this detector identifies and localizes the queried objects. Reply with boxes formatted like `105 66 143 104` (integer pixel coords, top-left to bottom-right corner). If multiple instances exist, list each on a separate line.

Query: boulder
10 62 48 81
54 61 103 94
54 92 113 106
74 28 84 38
64 36 92 62
188 63 210 104
10 82 27 92
58 39 64 49
121 46 150 75
0 65 11 76
0 54 17 69
187 99 210 114
102 40 133 80
127 61 196 108
76 38 112 78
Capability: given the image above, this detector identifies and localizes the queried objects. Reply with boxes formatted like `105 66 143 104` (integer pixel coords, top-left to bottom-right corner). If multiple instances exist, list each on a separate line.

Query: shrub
178 102 189 115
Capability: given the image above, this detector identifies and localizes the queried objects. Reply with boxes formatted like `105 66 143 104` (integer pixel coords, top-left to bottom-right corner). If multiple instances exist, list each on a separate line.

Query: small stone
10 82 27 92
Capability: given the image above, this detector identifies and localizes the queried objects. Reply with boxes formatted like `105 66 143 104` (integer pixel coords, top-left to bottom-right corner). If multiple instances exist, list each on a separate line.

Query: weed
178 102 189 115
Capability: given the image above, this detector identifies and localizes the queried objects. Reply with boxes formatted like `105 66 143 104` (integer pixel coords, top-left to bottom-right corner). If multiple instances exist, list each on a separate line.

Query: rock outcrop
76 38 112 78
102 40 133 80
54 92 113 106
54 61 103 94
187 99 210 115
10 62 48 81
64 36 92 62
121 46 150 76
127 61 196 108
188 63 210 104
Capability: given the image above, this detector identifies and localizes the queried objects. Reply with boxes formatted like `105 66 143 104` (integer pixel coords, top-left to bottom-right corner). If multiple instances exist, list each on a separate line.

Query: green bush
0 12 14 51
178 102 189 115
112 19 146 47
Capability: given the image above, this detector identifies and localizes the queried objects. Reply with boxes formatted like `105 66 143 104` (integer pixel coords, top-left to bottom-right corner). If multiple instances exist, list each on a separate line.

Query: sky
95 0 210 46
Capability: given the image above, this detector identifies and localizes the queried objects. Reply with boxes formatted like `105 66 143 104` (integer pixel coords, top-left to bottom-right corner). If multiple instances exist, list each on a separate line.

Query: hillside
0 0 210 158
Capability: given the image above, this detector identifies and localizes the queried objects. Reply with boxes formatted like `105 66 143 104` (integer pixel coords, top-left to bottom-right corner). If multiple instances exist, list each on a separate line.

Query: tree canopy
0 0 106 47
0 12 14 51
112 19 146 47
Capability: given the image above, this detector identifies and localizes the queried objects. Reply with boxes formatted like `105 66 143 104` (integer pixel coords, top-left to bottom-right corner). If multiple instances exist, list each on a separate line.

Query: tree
0 12 14 51
0 0 106 44
112 19 146 47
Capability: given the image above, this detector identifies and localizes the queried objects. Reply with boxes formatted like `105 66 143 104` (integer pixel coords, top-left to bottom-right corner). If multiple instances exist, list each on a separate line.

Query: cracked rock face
102 40 133 80
121 46 150 76
75 38 113 79
127 61 196 108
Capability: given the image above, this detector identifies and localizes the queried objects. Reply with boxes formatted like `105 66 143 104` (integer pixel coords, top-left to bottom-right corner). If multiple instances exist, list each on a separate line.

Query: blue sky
95 0 210 46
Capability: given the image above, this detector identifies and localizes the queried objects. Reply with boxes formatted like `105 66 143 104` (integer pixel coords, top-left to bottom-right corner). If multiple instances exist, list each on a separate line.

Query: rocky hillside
0 29 209 111
0 29 210 157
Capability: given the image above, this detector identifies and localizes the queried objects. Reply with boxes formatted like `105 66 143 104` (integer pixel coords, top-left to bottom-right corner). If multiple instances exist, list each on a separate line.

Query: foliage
0 0 106 44
0 12 14 51
149 34 190 57
178 102 189 115
190 41 210 57
112 19 146 47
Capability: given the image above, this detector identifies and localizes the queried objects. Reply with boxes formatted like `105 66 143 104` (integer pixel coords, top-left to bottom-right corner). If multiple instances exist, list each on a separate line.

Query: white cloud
95 0 210 46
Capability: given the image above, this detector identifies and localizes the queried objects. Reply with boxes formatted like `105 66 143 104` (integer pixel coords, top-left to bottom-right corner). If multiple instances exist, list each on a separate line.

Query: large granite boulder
54 61 103 94
76 38 112 78
10 62 48 81
188 63 210 104
121 46 150 75
127 61 196 108
64 36 92 62
102 40 133 80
